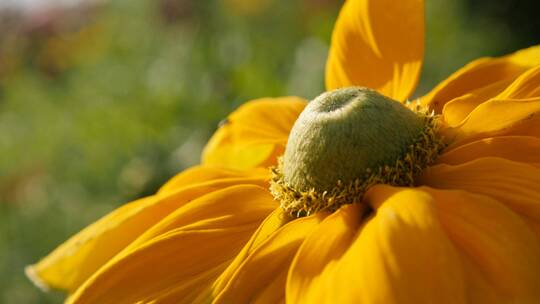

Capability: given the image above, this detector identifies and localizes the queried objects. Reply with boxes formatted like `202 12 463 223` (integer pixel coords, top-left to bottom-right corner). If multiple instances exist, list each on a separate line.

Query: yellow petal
424 188 540 302
26 166 268 292
421 157 540 229
446 96 540 146
441 79 512 126
202 97 307 170
423 45 540 113
67 185 277 304
211 208 292 294
287 188 466 303
126 184 277 252
158 165 269 194
325 0 424 101
286 204 366 303
443 64 540 126
213 213 328 303
288 185 540 303
437 136 540 166
496 64 540 99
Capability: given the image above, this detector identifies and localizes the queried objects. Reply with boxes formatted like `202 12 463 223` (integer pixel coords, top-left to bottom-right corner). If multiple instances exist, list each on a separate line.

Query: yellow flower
28 0 540 303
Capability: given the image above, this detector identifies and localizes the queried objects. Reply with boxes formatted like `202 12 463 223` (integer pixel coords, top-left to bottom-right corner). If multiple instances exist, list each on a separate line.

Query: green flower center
270 87 446 217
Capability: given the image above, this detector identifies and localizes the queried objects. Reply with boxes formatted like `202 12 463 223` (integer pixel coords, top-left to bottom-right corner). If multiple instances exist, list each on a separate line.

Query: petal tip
25 265 50 292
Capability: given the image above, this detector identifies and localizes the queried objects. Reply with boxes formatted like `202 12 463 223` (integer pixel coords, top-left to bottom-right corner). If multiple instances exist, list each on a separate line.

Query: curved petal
26 166 268 293
497 64 540 99
202 97 307 170
424 188 540 302
325 0 424 101
422 45 540 113
437 136 540 166
150 208 290 304
286 204 367 303
287 185 540 303
287 188 466 303
212 213 328 303
67 185 277 304
158 165 269 194
441 79 512 127
421 157 540 230
445 96 540 147
211 209 292 294
443 64 540 126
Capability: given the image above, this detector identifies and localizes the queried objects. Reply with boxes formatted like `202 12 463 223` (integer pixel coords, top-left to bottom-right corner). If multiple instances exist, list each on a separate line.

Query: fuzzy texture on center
282 87 424 192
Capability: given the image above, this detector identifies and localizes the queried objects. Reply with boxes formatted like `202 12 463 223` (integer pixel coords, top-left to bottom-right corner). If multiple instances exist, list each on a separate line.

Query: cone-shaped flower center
271 87 445 216
283 87 423 191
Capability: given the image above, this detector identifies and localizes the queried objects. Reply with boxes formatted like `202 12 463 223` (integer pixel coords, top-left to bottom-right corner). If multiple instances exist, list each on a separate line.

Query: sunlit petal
67 185 277 304
443 64 540 126
287 185 540 303
213 213 327 303
26 166 268 292
325 0 424 101
441 79 512 126
202 97 307 170
437 136 540 167
426 188 540 302
211 208 292 294
423 45 540 113
287 188 466 303
421 157 540 233
445 96 540 146
158 165 269 194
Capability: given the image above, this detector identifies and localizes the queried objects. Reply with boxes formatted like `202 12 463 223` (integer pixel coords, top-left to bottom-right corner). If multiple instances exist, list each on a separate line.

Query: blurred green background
0 0 538 302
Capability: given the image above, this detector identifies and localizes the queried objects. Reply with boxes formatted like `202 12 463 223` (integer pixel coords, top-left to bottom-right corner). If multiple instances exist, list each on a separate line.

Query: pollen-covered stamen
270 87 446 217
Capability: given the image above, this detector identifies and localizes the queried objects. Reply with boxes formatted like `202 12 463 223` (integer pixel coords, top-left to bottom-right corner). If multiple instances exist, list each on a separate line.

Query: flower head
271 87 445 216
27 0 540 303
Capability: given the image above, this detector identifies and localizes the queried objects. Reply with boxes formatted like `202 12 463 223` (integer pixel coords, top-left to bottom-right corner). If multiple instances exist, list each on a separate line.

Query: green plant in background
0 0 538 302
